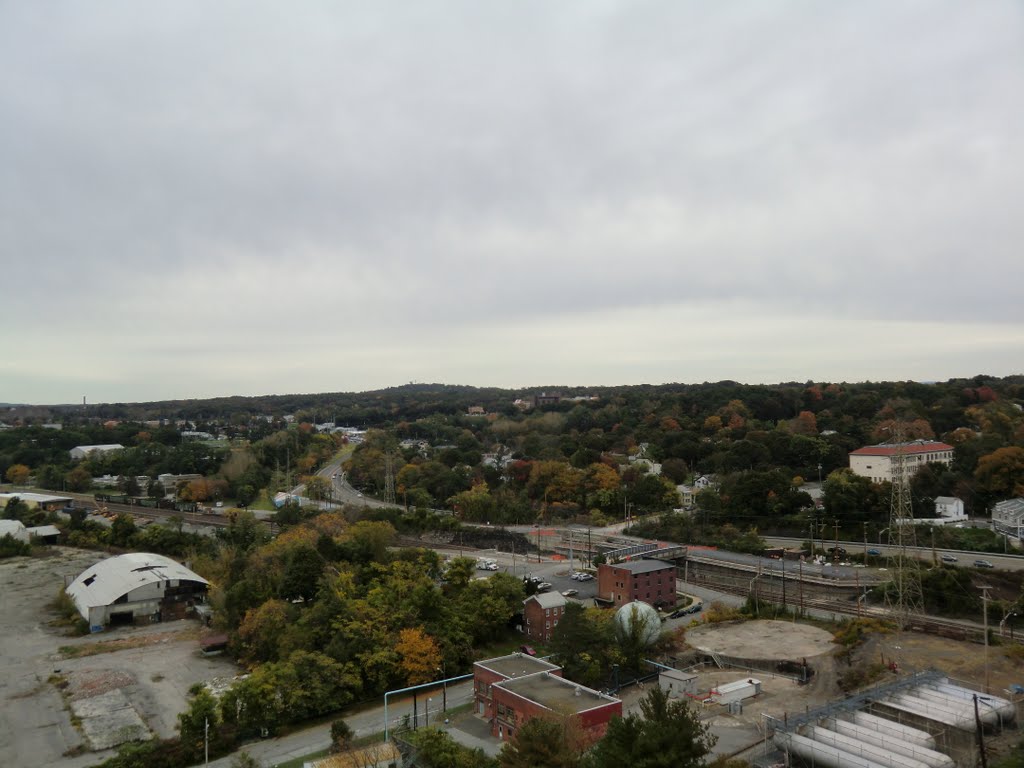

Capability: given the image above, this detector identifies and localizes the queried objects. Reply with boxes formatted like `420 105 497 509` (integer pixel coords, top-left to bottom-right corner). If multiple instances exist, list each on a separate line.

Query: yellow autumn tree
5 464 30 485
395 626 441 685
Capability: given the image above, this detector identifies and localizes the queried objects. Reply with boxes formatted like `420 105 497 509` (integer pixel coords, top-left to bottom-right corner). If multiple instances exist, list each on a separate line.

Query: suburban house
848 440 954 483
533 392 562 407
473 653 561 722
676 485 696 508
934 496 966 521
491 670 621 742
597 560 676 609
993 498 1024 539
523 592 567 642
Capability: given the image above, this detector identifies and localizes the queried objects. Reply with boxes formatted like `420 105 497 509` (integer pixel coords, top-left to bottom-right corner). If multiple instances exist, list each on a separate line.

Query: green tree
587 686 715 768
178 688 219 759
65 465 92 492
330 719 353 753
499 716 588 768
110 513 137 548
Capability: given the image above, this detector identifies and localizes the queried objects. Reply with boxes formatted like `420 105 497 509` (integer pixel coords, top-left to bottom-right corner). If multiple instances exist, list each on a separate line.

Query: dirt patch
59 627 199 659
858 630 1024 693
64 669 137 702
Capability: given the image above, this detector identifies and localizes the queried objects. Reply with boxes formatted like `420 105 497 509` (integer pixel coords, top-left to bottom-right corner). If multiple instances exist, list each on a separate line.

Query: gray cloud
2 1 1022 402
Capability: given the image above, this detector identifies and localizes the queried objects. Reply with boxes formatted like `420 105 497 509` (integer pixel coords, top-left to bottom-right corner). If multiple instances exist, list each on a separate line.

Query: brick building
473 653 561 721
492 670 622 742
523 592 567 642
598 560 676 609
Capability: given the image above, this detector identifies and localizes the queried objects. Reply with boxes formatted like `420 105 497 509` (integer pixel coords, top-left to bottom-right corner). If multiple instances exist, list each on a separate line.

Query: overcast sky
2 2 1023 405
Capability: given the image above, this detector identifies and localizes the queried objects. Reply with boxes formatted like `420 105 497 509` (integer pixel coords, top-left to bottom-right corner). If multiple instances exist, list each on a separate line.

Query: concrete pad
687 619 834 661
72 689 151 750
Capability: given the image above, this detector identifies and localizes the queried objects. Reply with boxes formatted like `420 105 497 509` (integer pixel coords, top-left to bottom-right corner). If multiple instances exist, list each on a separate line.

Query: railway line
686 569 1018 645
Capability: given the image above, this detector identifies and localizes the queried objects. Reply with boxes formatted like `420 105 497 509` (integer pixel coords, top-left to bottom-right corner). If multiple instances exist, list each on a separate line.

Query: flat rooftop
475 653 560 680
496 671 619 714
611 559 674 575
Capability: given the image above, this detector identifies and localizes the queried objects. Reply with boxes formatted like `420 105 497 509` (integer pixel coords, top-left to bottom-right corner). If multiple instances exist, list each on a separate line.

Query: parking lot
0 548 238 768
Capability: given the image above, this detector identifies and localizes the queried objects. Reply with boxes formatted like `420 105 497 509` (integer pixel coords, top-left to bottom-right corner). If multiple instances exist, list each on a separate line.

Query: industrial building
65 552 209 632
473 653 561 720
69 443 125 461
491 671 621 742
597 559 676 608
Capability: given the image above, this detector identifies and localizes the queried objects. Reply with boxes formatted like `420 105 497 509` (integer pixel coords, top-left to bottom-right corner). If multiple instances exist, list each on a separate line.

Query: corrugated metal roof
0 519 27 537
66 552 208 611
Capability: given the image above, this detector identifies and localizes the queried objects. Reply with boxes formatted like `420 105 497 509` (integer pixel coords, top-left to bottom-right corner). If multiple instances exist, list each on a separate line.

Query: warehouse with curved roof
66 552 209 632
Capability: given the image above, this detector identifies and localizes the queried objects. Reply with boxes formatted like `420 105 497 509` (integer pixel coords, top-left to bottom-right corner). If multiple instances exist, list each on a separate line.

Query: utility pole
981 585 991 693
798 560 804 616
863 522 868 560
204 717 209 767
974 694 988 768
569 528 574 574
833 519 840 564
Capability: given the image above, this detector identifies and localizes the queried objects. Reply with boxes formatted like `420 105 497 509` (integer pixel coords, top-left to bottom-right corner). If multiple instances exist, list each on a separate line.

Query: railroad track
692 572 1019 646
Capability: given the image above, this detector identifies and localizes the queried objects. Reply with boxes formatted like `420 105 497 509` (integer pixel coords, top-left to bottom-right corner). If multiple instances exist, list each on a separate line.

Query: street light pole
438 663 447 712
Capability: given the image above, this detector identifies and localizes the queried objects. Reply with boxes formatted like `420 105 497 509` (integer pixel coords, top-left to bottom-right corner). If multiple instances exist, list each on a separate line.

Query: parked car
867 548 881 556
561 589 578 597
577 573 594 581
685 603 703 614
973 559 995 569
668 608 687 619
536 582 553 592
941 554 958 563
519 644 537 656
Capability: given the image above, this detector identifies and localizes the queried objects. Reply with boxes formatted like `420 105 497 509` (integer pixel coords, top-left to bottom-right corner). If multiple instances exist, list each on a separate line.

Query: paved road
207 681 474 767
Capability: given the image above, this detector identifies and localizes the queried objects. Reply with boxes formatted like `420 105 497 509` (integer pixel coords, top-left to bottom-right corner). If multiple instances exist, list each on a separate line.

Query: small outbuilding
659 668 698 698
66 552 209 632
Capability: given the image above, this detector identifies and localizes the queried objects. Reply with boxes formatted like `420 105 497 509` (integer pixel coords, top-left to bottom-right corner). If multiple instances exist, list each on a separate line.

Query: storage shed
711 677 762 705
66 552 209 632
659 668 698 698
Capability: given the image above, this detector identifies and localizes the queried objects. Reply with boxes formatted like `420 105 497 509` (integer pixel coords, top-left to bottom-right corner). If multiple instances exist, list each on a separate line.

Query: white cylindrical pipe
886 695 975 730
807 726 932 768
852 711 937 748
775 731 891 768
832 720 954 768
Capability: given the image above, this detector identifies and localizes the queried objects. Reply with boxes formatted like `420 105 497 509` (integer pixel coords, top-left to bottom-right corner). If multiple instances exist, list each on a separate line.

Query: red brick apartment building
473 653 561 721
491 671 622 742
522 592 567 642
598 559 676 609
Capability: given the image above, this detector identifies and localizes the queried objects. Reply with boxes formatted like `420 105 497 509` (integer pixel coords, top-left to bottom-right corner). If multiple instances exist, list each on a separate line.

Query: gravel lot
0 547 238 768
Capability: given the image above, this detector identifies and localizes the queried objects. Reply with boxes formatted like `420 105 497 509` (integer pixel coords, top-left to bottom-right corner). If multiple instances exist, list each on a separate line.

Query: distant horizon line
4 372 1022 409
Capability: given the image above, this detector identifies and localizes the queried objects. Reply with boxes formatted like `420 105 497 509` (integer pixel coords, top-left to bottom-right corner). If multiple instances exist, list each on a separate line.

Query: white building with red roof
848 440 954 484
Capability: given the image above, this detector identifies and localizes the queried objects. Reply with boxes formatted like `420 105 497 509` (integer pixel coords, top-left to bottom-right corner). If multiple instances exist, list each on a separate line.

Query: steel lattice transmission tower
383 451 397 506
884 427 923 628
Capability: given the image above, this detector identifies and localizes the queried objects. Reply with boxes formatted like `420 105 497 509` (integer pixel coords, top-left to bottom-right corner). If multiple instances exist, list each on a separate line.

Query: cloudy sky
2 2 1023 404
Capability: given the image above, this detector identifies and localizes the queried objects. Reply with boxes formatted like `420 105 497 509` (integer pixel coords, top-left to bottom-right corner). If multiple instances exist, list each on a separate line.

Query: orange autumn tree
395 627 441 685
